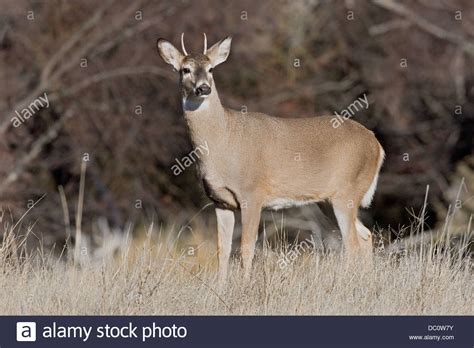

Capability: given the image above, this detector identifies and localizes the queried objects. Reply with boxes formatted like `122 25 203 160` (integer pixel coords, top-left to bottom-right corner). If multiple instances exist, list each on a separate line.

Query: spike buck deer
157 34 385 283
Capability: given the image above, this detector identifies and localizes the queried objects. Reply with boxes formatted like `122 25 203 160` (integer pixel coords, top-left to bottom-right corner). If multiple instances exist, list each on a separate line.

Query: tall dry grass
0 215 472 315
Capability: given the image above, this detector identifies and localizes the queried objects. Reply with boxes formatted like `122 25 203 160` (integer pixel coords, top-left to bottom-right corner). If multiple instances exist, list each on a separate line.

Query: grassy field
0 223 472 315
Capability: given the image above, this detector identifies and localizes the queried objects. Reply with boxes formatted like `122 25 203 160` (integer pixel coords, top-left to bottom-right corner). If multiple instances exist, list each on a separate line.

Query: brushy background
0 0 472 314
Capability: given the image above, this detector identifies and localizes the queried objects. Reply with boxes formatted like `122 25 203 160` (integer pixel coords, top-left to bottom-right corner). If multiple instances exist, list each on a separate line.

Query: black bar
3 316 473 347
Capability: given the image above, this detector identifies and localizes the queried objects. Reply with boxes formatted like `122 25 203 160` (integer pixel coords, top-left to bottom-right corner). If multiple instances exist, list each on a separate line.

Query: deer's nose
195 84 211 96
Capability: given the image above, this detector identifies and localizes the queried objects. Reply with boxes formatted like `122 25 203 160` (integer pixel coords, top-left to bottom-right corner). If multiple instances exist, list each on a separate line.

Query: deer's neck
182 88 227 151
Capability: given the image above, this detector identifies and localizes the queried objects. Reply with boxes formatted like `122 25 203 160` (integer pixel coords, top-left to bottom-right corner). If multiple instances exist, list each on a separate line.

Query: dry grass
0 222 472 315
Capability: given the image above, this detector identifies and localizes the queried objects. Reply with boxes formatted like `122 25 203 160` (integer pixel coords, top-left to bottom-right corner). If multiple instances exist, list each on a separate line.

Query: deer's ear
157 39 183 71
206 36 232 68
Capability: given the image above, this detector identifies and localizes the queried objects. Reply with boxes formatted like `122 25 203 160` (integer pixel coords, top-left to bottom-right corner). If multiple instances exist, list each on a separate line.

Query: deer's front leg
240 201 262 280
216 208 235 286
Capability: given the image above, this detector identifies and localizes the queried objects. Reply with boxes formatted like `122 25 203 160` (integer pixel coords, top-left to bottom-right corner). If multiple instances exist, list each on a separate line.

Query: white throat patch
183 97 209 112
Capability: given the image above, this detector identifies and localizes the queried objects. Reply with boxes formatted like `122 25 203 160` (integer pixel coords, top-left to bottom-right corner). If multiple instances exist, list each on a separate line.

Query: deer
157 33 385 284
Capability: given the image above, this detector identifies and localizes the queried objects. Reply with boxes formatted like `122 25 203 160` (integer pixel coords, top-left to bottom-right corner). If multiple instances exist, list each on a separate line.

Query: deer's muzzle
195 84 211 97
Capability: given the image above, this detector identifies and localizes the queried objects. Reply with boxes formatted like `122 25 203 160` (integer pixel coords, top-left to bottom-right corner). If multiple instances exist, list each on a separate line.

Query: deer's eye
182 68 191 74
208 68 213 73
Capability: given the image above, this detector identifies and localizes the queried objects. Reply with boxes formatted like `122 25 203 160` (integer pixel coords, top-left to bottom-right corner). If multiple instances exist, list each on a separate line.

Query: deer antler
203 33 207 54
181 32 188 56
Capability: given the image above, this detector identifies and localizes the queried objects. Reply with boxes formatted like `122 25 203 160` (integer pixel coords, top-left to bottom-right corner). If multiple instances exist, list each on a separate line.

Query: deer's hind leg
332 197 374 266
240 199 263 280
355 218 373 257
355 218 374 267
332 198 360 258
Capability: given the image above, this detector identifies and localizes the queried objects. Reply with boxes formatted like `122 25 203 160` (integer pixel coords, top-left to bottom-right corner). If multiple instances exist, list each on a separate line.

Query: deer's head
157 33 232 101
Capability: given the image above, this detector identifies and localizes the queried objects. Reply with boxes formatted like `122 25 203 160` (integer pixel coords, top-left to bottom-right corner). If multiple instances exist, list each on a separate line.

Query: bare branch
49 0 147 83
372 0 474 55
40 0 115 85
0 1 114 135
0 110 74 195
48 66 173 101
369 19 411 36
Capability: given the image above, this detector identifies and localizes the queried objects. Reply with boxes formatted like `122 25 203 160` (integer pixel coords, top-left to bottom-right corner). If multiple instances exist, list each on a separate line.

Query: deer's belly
264 197 320 210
